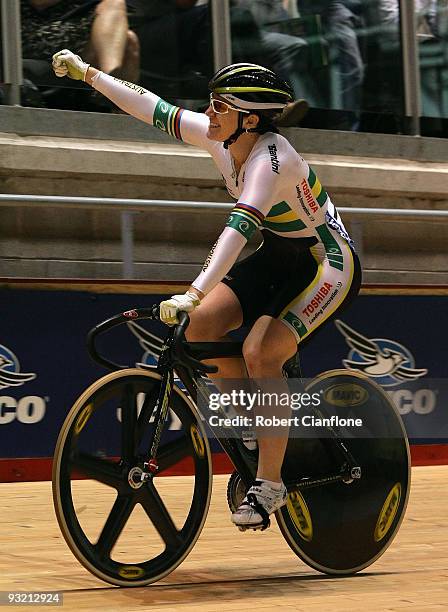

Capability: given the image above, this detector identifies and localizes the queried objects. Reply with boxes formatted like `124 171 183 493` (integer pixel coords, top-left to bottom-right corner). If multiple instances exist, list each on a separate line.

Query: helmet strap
248 124 279 135
223 112 246 149
223 112 280 148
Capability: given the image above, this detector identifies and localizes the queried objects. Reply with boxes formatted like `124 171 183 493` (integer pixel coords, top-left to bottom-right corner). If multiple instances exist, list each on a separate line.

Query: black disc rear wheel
52 368 212 586
277 370 410 574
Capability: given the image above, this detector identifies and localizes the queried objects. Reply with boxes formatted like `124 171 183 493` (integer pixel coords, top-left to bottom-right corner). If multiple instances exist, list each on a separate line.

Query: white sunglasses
209 95 249 115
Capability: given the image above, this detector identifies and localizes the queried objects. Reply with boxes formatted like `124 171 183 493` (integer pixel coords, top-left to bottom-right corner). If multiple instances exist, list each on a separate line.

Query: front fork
136 367 174 483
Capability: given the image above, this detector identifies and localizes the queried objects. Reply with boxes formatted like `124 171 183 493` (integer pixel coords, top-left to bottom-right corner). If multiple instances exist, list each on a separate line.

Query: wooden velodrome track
1 467 447 611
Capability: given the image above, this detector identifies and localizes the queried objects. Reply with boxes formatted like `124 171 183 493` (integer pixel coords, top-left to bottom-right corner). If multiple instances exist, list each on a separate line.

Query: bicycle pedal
237 522 267 532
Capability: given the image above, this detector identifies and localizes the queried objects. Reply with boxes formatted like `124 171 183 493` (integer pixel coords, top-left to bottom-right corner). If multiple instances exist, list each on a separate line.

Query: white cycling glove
159 291 201 326
52 49 90 81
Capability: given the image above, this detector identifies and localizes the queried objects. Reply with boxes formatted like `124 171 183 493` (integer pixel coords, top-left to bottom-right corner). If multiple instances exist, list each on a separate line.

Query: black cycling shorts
221 229 361 344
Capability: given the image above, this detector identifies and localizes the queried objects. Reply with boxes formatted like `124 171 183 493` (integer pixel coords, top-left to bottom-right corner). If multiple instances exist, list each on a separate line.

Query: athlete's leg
231 316 296 528
121 30 140 84
86 0 129 76
186 282 247 379
242 315 297 482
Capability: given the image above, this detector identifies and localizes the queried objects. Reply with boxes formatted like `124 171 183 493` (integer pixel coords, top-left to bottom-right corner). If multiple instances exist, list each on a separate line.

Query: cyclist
52 50 361 530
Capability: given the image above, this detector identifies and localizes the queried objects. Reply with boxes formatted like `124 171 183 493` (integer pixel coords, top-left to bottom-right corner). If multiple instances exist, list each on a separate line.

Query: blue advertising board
0 283 447 478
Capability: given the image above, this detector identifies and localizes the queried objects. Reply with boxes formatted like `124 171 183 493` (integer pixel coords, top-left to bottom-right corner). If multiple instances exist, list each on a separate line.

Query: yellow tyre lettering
374 482 401 542
118 565 145 579
324 383 369 407
287 491 313 542
74 403 93 435
190 424 205 458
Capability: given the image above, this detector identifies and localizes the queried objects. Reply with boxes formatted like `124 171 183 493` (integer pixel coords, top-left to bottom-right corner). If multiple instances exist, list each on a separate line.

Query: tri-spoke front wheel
52 369 212 586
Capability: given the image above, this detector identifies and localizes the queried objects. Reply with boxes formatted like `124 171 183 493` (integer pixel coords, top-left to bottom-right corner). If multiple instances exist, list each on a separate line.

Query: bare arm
85 66 101 86
188 287 205 300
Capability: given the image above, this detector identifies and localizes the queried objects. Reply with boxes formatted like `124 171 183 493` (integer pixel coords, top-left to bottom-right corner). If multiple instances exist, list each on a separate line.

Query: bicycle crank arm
286 464 361 491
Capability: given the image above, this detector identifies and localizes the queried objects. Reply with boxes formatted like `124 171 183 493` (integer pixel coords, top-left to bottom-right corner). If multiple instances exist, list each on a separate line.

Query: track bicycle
52 305 410 587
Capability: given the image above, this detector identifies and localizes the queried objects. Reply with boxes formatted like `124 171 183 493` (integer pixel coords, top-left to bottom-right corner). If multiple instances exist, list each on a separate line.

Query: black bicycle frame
87 307 360 490
158 341 360 491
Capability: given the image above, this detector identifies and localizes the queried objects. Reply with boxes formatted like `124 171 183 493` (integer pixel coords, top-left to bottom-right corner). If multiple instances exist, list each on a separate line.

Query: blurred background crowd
1 0 447 137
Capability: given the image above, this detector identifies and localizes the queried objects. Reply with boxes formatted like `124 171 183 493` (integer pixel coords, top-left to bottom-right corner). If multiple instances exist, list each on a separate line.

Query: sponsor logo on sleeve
296 184 315 222
268 144 280 174
113 78 148 96
202 239 219 272
325 211 354 247
300 179 318 214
